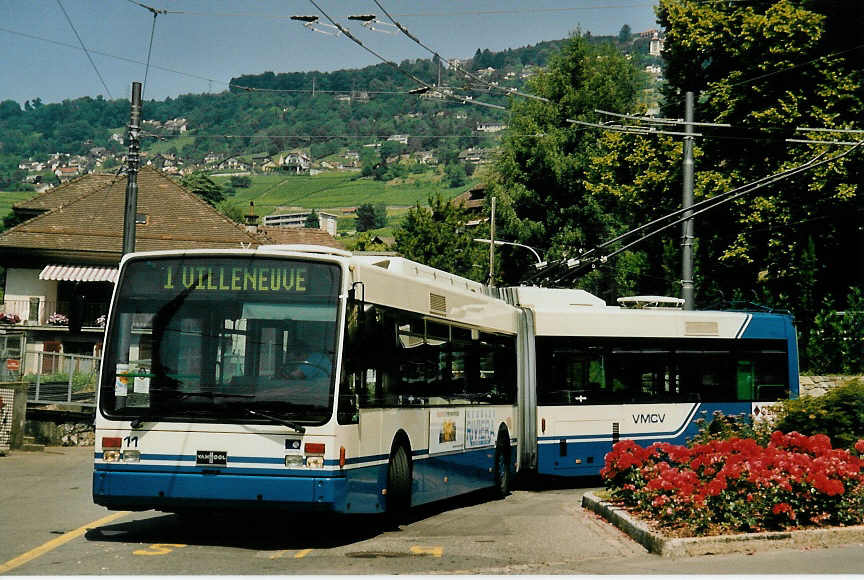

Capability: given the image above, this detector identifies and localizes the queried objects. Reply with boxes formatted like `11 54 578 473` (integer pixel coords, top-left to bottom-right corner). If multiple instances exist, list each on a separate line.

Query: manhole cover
346 551 409 559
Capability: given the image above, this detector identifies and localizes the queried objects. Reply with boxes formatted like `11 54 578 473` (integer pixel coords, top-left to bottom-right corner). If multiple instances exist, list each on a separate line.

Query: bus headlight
123 450 141 463
306 456 324 469
285 455 304 467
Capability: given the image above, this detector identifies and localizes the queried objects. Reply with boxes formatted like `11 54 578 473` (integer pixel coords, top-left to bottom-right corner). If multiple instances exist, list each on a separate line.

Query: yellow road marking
410 546 443 558
133 543 187 556
0 511 129 575
269 548 311 560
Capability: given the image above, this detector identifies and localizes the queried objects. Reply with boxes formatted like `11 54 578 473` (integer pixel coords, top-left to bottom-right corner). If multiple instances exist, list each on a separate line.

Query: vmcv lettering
632 413 666 424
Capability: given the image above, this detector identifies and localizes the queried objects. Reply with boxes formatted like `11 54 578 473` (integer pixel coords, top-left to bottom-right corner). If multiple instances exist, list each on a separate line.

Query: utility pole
681 91 695 310
488 196 496 285
122 81 142 256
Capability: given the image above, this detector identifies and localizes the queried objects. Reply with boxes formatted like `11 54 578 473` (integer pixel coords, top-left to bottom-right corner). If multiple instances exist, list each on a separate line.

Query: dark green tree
305 210 320 229
179 172 225 206
355 203 378 232
229 175 252 188
618 24 632 43
490 34 642 291
373 203 388 229
393 194 486 281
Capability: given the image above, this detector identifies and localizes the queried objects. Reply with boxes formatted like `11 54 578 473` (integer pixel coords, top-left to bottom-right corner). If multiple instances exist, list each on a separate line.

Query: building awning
39 264 118 283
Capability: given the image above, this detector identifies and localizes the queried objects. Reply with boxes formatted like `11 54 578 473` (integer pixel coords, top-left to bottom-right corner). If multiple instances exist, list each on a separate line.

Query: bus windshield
100 256 341 425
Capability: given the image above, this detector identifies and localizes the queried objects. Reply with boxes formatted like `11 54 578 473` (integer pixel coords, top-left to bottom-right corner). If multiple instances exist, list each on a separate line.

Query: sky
2 1 659 105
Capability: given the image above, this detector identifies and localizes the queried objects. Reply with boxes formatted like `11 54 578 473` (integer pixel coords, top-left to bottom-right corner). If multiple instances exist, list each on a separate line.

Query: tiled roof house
0 167 262 358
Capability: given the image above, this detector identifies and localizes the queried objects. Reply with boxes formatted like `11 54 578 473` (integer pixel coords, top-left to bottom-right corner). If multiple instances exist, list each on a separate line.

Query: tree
490 34 642 290
179 172 225 206
652 1 864 367
229 175 252 188
355 203 377 232
393 194 486 281
348 232 391 252
217 200 245 224
618 24 632 44
305 210 320 229
444 162 467 188
373 203 388 229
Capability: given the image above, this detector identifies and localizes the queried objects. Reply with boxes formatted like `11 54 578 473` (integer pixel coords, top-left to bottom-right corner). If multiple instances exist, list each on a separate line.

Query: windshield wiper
243 408 306 433
129 408 211 428
159 391 256 400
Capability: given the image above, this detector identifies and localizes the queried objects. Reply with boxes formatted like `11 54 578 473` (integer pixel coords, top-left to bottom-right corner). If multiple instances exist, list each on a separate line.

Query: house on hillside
649 32 665 56
451 183 488 227
0 167 262 362
257 226 345 250
54 167 80 182
262 209 339 237
279 152 311 174
476 122 507 133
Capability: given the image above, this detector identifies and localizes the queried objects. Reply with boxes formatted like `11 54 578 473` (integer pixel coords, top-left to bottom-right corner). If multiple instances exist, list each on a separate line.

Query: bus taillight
305 442 325 455
102 437 122 462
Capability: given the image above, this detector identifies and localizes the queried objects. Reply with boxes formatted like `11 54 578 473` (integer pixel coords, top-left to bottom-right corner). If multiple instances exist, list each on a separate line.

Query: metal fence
24 351 99 406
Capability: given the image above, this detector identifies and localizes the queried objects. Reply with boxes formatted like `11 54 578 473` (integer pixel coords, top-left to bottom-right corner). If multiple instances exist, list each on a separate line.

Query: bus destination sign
162 265 309 293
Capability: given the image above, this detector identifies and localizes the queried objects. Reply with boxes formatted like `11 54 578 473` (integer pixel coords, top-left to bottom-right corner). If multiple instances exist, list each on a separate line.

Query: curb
582 491 864 557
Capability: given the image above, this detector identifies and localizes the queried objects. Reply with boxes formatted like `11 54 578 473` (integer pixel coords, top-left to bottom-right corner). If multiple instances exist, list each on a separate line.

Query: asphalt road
2 446 863 575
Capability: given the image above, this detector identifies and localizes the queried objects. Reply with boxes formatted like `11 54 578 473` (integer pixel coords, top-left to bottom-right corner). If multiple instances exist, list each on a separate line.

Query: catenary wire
55 0 114 99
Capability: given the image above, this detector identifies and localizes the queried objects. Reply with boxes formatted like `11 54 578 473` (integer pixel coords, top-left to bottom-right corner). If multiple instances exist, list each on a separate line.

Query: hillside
211 170 484 217
0 30 658 229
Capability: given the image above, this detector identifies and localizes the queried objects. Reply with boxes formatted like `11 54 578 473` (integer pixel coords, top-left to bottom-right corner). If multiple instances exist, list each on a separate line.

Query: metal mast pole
122 81 142 256
488 196 496 286
681 91 695 310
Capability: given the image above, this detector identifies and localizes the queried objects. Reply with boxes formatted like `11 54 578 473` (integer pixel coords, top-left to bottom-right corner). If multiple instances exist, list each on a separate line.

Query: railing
0 299 108 327
24 351 99 406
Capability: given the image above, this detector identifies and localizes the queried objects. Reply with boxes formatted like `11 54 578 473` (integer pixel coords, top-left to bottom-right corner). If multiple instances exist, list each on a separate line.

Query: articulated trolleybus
93 246 521 515
506 286 799 477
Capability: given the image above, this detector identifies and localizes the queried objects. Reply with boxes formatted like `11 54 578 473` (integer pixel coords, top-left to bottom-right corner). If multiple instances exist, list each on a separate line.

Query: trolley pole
122 81 142 257
681 91 696 310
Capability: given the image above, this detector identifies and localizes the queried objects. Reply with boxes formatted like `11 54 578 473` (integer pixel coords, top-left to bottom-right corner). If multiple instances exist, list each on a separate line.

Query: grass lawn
144 135 196 156
0 190 37 221
214 170 482 219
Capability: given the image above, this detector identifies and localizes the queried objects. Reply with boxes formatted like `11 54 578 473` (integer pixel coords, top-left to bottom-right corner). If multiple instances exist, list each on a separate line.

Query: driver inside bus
277 341 331 380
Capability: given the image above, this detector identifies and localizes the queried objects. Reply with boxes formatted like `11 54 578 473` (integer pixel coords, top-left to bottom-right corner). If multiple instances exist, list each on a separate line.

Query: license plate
196 450 227 466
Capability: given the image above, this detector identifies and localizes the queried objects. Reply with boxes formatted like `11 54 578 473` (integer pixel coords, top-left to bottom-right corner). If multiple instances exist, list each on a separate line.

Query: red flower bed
601 433 864 535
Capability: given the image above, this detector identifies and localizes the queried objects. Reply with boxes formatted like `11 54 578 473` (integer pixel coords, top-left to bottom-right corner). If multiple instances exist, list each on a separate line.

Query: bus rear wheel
386 445 411 516
492 436 511 498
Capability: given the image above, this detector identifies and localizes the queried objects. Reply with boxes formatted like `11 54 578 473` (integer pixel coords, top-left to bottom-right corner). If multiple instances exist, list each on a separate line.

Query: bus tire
386 444 411 516
492 434 511 499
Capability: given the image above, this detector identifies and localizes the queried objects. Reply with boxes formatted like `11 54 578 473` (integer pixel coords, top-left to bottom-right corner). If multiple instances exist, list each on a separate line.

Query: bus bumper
92 468 350 513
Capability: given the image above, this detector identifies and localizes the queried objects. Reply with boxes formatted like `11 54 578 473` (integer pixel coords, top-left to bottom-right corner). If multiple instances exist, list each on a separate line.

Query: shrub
602 433 864 535
773 379 864 451
687 410 774 447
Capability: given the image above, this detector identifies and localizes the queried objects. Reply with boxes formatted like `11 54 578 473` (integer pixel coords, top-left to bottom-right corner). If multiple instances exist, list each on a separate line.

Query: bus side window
736 360 755 401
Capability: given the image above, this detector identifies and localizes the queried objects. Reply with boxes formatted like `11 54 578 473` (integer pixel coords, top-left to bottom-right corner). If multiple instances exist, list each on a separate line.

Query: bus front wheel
386 445 411 515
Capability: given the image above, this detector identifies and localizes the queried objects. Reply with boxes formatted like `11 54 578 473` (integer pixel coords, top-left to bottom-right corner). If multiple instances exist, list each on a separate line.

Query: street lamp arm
473 238 542 264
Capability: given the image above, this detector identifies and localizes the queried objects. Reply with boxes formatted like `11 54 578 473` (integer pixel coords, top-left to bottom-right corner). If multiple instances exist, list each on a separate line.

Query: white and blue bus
93 246 521 515
93 246 799 514
503 286 799 477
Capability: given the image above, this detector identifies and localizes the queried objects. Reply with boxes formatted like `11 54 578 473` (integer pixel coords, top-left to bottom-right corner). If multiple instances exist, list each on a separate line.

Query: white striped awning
39 264 118 283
